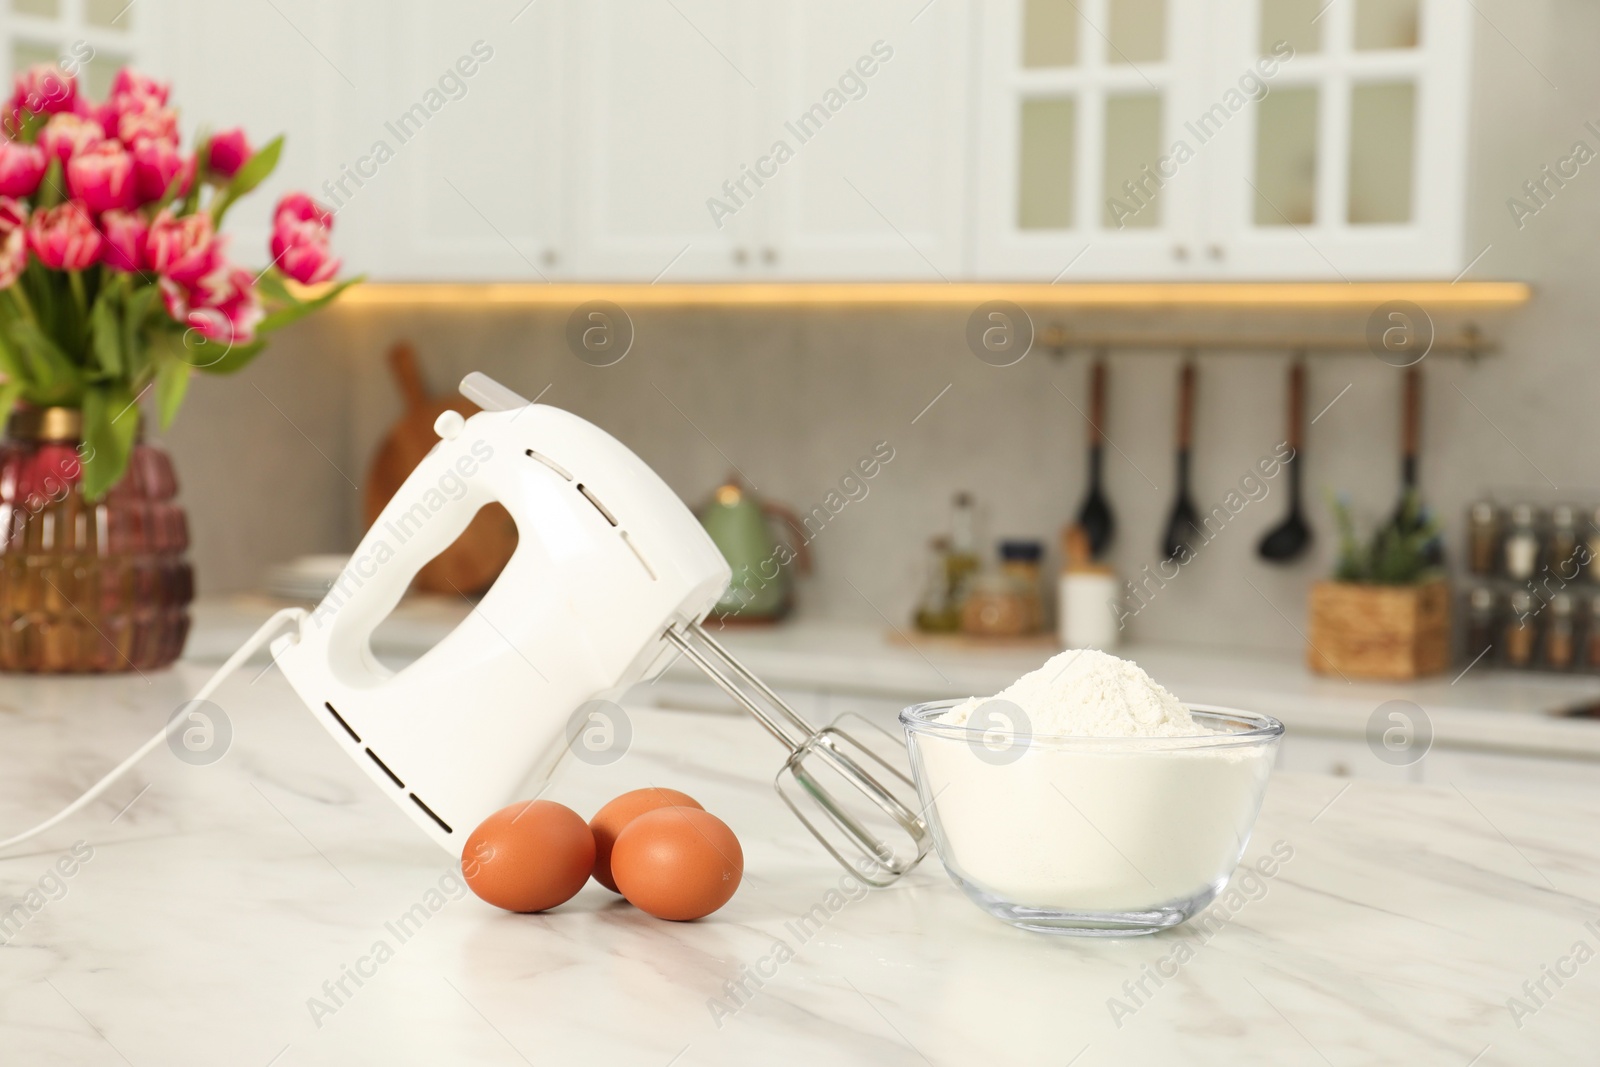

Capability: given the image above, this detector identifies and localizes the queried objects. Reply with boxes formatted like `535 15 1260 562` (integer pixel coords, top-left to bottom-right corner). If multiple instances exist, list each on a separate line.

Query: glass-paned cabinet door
975 0 1211 278
1 0 143 104
1207 0 1471 278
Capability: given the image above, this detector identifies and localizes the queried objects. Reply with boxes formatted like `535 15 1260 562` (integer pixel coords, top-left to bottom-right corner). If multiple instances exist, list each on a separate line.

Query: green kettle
699 476 810 623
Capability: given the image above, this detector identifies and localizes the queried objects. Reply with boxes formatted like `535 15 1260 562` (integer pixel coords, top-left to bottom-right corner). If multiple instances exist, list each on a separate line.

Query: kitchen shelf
323 281 1532 311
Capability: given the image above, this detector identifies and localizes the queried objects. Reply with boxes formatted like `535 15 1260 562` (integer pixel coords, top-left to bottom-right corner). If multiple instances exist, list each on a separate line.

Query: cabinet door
2 0 145 103
362 1 568 280
755 0 971 280
566 0 764 280
1203 0 1470 278
973 0 1211 279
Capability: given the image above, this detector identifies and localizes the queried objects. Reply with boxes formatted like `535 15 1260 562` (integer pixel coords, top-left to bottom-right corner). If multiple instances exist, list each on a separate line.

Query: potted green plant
1307 492 1449 679
0 63 356 672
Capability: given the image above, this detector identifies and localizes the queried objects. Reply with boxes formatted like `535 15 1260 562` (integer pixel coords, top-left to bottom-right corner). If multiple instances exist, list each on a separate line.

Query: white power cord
0 607 307 852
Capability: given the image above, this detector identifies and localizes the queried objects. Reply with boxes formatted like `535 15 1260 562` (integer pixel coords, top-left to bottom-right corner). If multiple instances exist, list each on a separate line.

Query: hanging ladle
1075 352 1115 557
1258 355 1313 562
1161 356 1202 562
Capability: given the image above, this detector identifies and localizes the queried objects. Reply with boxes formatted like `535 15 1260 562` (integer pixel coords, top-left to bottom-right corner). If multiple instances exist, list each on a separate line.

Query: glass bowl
900 700 1283 937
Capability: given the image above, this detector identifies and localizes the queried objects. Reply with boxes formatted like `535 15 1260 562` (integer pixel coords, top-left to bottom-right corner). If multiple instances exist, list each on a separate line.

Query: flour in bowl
944 647 1206 737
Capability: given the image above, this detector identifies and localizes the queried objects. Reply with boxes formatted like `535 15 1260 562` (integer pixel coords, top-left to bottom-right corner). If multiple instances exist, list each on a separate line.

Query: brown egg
461 800 595 913
612 807 743 921
588 787 703 893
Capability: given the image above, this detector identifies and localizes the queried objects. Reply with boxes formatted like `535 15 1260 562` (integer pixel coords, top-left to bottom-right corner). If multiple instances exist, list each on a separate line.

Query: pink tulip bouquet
0 63 356 498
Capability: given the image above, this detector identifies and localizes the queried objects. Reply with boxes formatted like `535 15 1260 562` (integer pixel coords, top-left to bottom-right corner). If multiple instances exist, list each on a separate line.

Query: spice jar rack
1460 500 1600 673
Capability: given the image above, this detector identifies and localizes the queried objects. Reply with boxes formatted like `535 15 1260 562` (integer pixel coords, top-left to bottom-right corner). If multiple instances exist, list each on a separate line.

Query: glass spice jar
1543 592 1576 671
1502 504 1540 583
1502 589 1537 669
1548 504 1581 581
1587 593 1600 671
1466 501 1500 577
1589 508 1600 584
998 539 1044 633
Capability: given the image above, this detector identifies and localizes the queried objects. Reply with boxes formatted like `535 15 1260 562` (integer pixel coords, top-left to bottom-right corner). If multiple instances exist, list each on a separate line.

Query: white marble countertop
192 598 1600 759
3 646 1600 1064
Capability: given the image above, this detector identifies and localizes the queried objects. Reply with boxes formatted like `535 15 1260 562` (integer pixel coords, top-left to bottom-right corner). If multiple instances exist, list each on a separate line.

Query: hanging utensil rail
1038 325 1493 360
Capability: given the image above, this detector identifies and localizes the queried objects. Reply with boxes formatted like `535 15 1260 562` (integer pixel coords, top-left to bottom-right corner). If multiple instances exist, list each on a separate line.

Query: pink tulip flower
184 265 264 347
39 112 105 164
26 201 102 271
132 137 193 203
100 208 149 273
109 69 170 107
146 210 221 288
206 128 253 180
0 139 46 197
66 140 136 213
115 96 178 147
12 63 77 117
270 215 340 285
0 198 27 288
274 192 334 229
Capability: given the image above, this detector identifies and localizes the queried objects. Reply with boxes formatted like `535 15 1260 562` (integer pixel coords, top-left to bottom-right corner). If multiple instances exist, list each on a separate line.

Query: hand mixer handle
305 418 510 674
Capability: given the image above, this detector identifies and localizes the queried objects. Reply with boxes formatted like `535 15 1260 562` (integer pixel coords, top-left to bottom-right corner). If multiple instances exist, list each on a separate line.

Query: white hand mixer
1 373 930 887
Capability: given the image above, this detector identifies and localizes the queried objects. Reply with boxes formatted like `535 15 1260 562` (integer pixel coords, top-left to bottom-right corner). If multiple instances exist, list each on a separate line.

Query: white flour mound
944 648 1206 737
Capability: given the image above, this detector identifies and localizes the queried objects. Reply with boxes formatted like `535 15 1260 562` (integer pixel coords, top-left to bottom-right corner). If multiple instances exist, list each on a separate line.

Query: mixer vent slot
525 449 573 480
325 702 360 743
365 748 405 789
576 483 618 526
621 531 656 580
410 794 453 834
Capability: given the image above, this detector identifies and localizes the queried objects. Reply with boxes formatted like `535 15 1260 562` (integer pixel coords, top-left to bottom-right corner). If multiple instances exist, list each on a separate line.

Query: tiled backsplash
156 295 1575 655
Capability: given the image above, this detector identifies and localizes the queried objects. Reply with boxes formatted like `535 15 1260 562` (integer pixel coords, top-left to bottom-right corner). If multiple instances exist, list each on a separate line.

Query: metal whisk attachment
664 623 931 887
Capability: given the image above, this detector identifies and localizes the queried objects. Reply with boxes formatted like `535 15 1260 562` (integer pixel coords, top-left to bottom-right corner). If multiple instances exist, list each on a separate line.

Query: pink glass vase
0 407 193 672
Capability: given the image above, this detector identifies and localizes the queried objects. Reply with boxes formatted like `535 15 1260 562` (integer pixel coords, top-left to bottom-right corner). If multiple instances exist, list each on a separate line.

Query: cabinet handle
1207 244 1225 261
1331 762 1351 777
1172 244 1189 262
541 248 559 267
733 248 749 266
761 246 778 265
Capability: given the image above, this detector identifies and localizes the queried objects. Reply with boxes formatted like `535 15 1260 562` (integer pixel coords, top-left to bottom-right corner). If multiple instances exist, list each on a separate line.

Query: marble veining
0 656 1597 1065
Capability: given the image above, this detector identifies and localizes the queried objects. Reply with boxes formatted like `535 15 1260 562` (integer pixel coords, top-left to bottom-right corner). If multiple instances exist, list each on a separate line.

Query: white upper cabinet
755 0 971 280
1205 0 1471 279
52 0 1474 281
565 0 765 280
370 1 568 280
974 0 1212 279
974 0 1472 279
565 0 972 281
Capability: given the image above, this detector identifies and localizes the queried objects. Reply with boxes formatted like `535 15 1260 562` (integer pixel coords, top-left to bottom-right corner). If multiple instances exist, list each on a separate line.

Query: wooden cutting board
363 342 518 596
